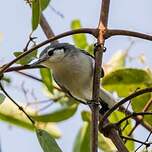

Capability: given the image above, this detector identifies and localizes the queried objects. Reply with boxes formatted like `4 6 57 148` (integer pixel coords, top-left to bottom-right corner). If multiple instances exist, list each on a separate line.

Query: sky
0 0 152 152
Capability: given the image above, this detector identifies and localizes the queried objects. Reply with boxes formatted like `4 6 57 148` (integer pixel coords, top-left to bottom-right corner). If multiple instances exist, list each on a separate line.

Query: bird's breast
52 61 93 102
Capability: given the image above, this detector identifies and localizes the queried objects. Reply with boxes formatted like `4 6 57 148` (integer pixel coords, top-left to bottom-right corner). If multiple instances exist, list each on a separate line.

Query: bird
31 43 116 114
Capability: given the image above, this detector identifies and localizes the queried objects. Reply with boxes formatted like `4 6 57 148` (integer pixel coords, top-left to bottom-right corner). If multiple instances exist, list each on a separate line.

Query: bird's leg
87 100 100 106
87 99 109 115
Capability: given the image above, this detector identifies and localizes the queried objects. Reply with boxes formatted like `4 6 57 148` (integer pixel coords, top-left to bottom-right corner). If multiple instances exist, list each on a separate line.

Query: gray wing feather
53 76 86 104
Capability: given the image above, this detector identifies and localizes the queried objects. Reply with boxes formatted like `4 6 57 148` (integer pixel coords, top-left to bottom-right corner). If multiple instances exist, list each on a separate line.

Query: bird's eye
47 50 54 56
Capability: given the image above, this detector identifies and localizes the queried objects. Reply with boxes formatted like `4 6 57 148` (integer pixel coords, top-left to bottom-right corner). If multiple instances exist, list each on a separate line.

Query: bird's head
31 43 76 67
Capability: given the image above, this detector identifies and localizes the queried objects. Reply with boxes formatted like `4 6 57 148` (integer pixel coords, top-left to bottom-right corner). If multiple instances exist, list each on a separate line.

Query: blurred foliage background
0 0 152 152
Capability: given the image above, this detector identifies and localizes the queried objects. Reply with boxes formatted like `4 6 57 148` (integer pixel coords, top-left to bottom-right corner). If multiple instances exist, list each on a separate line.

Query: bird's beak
30 57 47 67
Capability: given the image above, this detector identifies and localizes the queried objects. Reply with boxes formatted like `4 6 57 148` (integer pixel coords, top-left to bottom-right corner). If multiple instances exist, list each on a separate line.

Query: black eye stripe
47 50 54 56
47 47 66 56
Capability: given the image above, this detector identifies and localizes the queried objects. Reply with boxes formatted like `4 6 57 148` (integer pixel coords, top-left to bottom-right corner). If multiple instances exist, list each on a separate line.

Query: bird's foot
87 100 100 106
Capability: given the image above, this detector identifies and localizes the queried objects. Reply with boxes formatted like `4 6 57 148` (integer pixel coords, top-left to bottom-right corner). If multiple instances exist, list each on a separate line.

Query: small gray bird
32 43 116 113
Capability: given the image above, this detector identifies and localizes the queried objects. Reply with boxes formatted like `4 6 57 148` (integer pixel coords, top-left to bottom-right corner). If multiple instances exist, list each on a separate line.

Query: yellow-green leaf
40 68 53 93
36 129 62 152
102 68 152 97
132 93 152 126
14 50 37 65
0 98 61 138
71 20 88 49
73 122 90 152
109 111 134 151
41 0 51 10
32 0 41 31
32 104 78 122
98 132 117 152
81 111 91 122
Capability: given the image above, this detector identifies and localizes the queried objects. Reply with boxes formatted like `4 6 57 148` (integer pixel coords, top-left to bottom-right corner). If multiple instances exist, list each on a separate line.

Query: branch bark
0 28 97 74
106 29 152 41
40 13 58 44
91 0 111 152
5 65 44 72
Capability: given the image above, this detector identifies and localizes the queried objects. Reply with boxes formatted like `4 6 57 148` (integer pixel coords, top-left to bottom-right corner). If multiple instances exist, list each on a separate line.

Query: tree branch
5 65 44 73
108 127 129 152
100 88 152 151
0 28 97 74
90 0 112 152
106 29 152 41
40 13 58 43
101 87 152 124
95 1 129 151
116 112 152 127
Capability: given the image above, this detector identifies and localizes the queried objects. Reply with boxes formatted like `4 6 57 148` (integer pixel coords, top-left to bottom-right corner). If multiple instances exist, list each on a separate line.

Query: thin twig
0 81 35 125
142 99 152 112
119 106 152 132
127 99 152 137
135 131 152 152
116 112 152 127
16 71 43 82
15 70 62 92
37 102 54 113
49 5 64 18
23 33 37 52
126 123 139 139
121 135 152 146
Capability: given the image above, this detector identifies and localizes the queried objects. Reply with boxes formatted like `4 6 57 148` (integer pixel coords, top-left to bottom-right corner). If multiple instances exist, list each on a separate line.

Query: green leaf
98 132 117 152
132 93 152 112
109 111 135 151
102 68 152 97
132 93 152 126
0 98 61 138
32 104 78 122
32 0 41 31
14 50 37 65
40 68 53 93
41 0 51 11
86 44 94 55
81 111 91 122
102 68 152 128
0 93 5 104
73 122 90 152
36 129 62 152
71 20 88 49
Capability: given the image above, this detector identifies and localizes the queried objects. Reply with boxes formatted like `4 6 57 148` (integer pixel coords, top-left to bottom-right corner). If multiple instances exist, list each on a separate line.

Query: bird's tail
99 88 116 109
